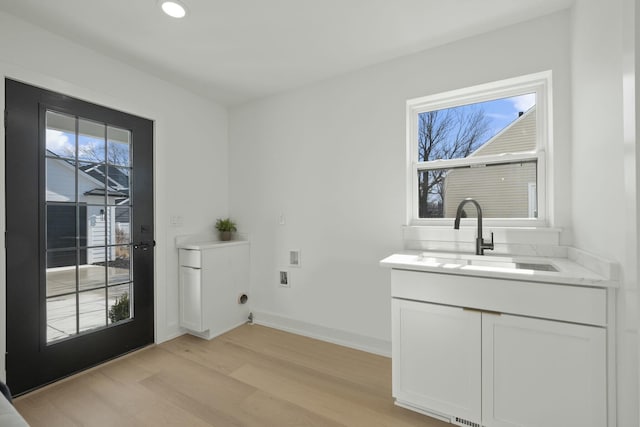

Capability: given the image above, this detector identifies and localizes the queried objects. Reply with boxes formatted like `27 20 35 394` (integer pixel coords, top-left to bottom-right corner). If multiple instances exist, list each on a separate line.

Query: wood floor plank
239 390 345 427
140 373 249 427
161 334 247 375
12 395 80 427
230 363 441 427
223 325 392 393
26 375 132 426
14 324 450 427
167 335 406 421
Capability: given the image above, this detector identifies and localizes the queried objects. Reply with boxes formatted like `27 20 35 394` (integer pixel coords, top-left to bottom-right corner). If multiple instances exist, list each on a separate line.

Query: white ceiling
0 0 574 105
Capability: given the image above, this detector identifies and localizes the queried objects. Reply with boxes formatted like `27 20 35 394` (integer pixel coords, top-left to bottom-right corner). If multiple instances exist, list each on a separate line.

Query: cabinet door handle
463 307 501 316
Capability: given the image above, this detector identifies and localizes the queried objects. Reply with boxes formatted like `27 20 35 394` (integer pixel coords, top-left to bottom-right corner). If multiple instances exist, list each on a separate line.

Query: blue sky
479 93 536 141
417 93 536 162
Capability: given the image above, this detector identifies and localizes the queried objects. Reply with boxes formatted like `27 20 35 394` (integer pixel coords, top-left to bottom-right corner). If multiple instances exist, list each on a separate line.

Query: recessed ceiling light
160 1 187 18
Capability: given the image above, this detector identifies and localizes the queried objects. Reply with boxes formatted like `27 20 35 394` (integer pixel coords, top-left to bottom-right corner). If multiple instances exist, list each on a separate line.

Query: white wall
571 1 639 426
0 11 229 379
636 0 640 423
229 11 572 354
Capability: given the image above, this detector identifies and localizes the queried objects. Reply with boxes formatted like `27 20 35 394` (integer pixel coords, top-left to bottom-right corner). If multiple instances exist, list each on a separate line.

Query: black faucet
453 198 494 256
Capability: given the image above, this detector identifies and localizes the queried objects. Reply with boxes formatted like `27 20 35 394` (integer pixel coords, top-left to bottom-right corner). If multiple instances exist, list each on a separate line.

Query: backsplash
403 226 564 256
402 226 618 281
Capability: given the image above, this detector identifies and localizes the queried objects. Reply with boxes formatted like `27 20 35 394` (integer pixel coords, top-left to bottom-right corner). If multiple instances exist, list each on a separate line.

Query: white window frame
406 71 552 227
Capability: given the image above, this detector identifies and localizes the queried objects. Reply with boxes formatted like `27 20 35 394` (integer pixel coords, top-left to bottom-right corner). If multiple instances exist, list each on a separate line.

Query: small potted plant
215 218 237 241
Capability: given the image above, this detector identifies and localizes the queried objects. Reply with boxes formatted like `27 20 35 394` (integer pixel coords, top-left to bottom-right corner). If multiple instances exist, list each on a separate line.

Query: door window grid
45 110 133 343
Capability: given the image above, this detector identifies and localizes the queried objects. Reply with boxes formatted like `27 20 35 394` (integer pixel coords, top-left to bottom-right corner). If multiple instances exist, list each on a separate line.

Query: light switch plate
170 215 183 226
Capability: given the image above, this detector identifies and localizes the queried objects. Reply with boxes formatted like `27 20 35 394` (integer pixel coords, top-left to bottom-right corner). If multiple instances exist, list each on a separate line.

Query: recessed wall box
279 271 290 287
289 250 301 267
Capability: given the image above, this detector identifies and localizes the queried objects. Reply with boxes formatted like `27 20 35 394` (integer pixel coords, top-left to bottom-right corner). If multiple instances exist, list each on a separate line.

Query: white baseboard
253 311 391 357
156 328 185 344
185 320 250 340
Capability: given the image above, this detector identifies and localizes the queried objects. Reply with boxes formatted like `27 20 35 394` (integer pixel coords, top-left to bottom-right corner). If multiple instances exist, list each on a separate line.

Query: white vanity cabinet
391 269 611 427
392 299 481 424
481 313 606 427
178 241 250 339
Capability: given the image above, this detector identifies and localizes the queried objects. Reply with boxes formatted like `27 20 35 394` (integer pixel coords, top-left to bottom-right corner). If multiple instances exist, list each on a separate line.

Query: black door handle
133 240 156 251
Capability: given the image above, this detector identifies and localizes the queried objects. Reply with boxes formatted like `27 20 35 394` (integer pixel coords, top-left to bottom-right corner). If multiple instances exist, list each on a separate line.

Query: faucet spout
453 198 494 255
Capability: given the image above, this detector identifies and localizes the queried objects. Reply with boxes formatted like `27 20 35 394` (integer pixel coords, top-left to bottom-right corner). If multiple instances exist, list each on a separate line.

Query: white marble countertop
177 240 249 250
380 250 618 288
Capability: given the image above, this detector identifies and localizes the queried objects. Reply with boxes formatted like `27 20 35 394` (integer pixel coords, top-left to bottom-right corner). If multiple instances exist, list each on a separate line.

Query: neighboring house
443 106 537 218
46 151 129 267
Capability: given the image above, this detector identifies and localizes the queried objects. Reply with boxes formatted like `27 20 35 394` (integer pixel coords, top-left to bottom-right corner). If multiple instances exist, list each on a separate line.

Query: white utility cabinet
392 299 481 422
178 240 250 339
481 313 606 427
390 269 611 427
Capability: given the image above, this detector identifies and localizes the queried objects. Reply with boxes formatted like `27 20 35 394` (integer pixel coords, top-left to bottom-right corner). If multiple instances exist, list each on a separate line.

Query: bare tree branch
418 105 491 217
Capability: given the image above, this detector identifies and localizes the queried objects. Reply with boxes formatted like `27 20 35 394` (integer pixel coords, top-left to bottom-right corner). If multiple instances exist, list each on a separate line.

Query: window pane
107 126 131 167
79 288 107 333
79 249 106 291
108 283 132 324
106 166 130 205
46 251 77 297
108 245 131 285
78 162 107 204
46 158 76 202
418 160 537 219
47 294 77 343
46 204 77 250
82 205 107 248
78 119 106 163
418 94 536 162
46 111 76 159
109 206 131 246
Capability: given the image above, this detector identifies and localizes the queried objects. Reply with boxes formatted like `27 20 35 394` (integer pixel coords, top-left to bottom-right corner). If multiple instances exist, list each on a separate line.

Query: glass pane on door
108 283 132 324
45 111 76 159
46 295 77 342
79 289 107 332
78 118 106 163
107 126 131 167
45 110 134 344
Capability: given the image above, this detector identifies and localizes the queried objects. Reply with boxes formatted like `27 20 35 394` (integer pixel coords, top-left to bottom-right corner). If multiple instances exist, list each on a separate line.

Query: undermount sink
419 253 559 272
466 260 559 272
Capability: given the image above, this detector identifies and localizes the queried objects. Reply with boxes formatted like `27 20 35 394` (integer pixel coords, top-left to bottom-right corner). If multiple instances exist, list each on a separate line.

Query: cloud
511 93 536 112
46 130 73 154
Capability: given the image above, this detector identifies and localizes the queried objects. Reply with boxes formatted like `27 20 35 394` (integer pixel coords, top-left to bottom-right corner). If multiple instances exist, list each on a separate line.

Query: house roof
83 188 128 198
469 106 536 158
79 163 129 192
46 150 129 199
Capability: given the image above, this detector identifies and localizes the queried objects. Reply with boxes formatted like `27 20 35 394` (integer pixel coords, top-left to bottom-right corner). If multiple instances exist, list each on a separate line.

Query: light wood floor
14 324 449 427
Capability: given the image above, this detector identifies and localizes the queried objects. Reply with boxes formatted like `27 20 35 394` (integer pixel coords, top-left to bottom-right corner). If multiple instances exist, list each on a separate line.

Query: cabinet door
482 314 606 427
392 299 481 424
179 266 203 331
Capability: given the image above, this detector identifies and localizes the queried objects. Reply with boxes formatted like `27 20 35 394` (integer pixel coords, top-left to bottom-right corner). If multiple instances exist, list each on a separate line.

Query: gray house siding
443 108 537 218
